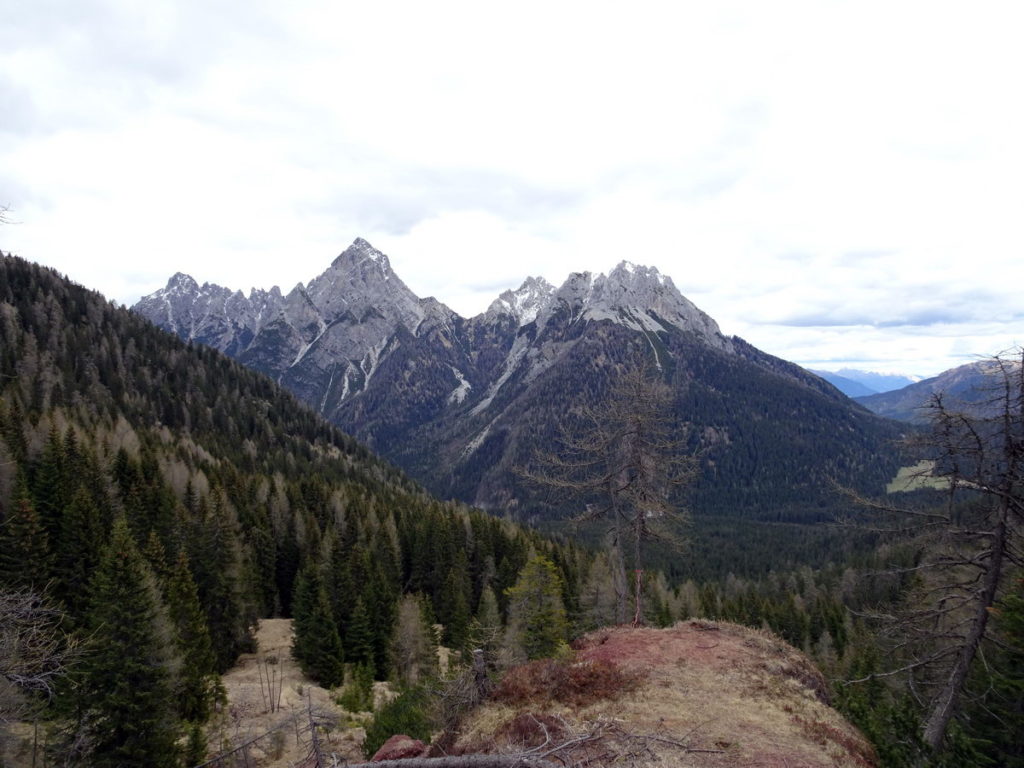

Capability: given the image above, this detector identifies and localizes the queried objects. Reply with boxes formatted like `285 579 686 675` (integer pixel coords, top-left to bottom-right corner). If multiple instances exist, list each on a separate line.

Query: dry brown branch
838 348 1024 750
347 757 559 768
1 587 79 721
519 359 698 625
352 716 726 768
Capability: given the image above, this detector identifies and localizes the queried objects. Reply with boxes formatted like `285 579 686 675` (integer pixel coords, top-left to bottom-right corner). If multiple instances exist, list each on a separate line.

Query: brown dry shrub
556 658 644 708
492 657 644 709
493 659 563 706
496 713 569 748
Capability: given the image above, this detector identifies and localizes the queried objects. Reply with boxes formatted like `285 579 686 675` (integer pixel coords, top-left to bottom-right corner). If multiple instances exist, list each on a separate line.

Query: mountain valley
3 248 1022 766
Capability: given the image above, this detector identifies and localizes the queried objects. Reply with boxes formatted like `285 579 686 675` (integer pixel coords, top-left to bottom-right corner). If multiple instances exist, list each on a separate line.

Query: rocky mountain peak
166 272 199 294
303 239 422 332
330 237 393 276
607 260 668 286
485 275 555 326
600 261 677 305
522 263 731 351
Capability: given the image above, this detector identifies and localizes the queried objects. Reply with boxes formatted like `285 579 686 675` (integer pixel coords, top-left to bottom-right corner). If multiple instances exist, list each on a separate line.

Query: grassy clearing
887 461 949 493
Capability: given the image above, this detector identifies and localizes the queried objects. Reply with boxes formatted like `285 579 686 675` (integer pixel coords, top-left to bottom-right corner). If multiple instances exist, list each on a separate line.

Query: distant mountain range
135 239 906 522
810 368 919 397
854 360 1015 423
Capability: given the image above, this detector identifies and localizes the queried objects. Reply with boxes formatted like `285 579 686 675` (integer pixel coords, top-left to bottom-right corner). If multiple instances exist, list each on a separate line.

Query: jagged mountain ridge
135 239 905 520
135 239 731 418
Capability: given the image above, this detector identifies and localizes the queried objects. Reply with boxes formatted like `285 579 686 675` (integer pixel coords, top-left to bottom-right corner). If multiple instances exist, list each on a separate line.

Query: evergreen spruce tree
32 425 66 541
141 529 171 583
0 473 51 588
54 485 105 613
166 549 222 722
187 491 250 671
466 585 501 658
436 552 471 649
345 595 376 670
73 516 181 767
291 563 344 687
325 533 357 634
962 576 1024 767
0 396 28 462
275 512 301 615
990 580 1024 766
505 555 568 660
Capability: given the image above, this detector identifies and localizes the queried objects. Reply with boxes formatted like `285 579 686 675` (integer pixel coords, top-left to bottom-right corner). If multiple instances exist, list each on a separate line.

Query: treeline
0 254 588 765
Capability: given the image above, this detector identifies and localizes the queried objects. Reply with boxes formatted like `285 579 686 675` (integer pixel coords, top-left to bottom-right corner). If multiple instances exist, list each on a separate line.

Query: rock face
134 238 444 414
135 239 904 520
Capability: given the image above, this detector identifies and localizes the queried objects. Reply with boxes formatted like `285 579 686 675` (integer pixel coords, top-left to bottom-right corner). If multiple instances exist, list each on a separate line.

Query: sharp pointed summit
166 272 199 293
485 275 555 326
135 240 903 518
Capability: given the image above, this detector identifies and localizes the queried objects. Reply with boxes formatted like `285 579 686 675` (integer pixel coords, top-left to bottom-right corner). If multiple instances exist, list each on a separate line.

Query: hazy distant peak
828 368 920 393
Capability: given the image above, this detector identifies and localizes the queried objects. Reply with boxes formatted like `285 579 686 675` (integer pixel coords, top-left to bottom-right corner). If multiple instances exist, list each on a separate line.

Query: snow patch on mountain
485 276 555 327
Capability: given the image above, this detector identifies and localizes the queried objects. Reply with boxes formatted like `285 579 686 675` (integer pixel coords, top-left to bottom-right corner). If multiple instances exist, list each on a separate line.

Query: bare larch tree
845 348 1023 751
523 360 697 626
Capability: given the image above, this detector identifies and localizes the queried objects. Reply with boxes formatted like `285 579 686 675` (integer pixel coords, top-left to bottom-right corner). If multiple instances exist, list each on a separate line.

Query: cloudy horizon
2 1 1021 378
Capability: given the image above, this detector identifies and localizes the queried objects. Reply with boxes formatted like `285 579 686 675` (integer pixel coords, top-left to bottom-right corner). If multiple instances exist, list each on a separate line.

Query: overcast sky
2 1 1021 377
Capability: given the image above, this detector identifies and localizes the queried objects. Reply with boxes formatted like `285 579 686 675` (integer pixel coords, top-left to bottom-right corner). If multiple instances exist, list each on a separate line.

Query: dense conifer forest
0 254 1021 767
0 255 592 763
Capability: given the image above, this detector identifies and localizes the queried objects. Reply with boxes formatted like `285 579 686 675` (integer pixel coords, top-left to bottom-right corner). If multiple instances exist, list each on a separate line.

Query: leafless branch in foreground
345 716 724 768
1 587 79 722
840 348 1024 751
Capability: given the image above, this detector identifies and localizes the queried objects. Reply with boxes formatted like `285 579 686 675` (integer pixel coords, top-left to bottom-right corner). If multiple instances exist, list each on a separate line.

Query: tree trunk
349 757 557 768
922 508 1008 750
632 519 643 627
609 488 628 624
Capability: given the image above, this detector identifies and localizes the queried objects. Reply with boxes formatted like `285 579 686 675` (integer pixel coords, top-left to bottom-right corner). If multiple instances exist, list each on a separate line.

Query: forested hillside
4 254 1021 768
0 255 591 764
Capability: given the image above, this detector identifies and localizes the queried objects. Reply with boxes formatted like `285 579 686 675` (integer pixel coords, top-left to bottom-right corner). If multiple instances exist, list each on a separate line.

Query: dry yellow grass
1 619 366 768
206 618 363 767
456 621 876 767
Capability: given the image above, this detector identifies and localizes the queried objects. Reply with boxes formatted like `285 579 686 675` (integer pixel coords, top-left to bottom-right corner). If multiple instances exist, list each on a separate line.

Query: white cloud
2 0 1022 378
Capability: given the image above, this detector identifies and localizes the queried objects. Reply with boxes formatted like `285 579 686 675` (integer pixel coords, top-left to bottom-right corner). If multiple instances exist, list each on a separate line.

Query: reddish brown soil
458 621 875 768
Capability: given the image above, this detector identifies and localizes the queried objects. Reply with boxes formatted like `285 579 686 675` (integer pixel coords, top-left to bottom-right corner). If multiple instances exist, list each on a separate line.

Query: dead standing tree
523 361 697 626
843 349 1023 751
